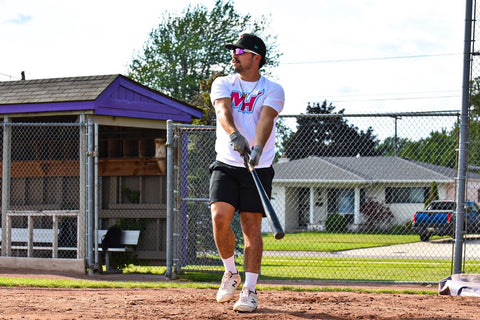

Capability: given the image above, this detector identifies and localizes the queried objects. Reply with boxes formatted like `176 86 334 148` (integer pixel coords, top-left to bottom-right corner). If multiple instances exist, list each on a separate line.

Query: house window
385 187 428 204
338 189 355 214
328 188 355 214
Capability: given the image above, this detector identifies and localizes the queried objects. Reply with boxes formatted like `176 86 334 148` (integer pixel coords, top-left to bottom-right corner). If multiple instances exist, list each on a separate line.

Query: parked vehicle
412 200 480 241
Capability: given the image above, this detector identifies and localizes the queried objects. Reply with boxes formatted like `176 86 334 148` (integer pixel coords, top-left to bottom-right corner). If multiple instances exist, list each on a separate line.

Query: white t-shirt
210 74 285 168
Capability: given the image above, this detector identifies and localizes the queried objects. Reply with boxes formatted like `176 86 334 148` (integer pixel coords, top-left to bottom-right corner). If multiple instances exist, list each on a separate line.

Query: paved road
338 240 461 259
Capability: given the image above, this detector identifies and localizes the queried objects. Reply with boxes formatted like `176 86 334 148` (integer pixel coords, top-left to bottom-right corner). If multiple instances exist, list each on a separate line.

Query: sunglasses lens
234 48 244 55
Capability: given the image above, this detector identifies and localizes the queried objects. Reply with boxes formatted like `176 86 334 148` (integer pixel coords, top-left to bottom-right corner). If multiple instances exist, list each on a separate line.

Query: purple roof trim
0 101 95 114
0 74 203 122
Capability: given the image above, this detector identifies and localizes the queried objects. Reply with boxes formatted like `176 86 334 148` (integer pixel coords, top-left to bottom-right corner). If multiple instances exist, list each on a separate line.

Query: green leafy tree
468 77 480 169
407 129 457 167
375 136 411 156
378 128 457 168
195 72 226 125
275 117 293 161
128 0 280 107
470 77 480 113
284 101 380 159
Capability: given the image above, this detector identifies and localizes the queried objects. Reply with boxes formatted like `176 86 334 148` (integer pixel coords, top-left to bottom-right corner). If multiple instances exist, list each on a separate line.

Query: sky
0 0 467 117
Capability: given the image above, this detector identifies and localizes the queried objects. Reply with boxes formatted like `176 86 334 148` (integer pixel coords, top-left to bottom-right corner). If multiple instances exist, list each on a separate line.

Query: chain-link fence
169 111 480 283
97 125 168 269
0 119 173 272
1 122 86 260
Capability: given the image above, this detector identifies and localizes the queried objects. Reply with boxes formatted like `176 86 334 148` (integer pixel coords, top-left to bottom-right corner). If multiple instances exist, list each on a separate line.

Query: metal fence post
78 114 87 261
87 118 95 275
454 0 474 275
1 116 11 256
166 120 174 278
94 123 100 270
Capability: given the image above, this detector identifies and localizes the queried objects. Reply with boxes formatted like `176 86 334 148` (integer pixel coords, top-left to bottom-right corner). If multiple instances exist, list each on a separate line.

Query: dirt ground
0 269 478 320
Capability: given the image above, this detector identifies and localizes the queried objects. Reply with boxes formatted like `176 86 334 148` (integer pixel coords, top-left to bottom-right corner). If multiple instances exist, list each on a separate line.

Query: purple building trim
0 101 95 114
0 74 203 122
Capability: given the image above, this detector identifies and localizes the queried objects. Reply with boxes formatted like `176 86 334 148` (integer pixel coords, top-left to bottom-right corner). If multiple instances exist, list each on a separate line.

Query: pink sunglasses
233 48 260 56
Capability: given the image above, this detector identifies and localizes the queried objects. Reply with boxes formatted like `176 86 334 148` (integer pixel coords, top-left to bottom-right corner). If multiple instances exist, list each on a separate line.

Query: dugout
0 74 202 273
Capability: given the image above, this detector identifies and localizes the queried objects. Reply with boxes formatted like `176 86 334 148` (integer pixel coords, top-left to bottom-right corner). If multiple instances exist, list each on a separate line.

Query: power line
326 89 461 103
0 72 14 80
327 89 460 99
283 53 461 65
330 94 460 103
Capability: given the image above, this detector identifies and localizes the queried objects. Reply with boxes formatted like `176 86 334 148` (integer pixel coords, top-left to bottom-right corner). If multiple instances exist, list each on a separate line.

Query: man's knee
240 212 263 236
211 202 235 229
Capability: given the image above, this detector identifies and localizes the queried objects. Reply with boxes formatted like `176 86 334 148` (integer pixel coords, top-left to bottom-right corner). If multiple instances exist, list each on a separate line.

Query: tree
375 136 411 156
470 77 480 114
377 128 457 168
195 73 226 125
468 77 480 169
284 101 380 159
274 117 293 161
128 0 280 107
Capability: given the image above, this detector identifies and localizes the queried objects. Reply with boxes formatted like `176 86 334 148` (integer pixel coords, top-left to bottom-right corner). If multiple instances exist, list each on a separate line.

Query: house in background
406 159 480 201
270 156 480 233
0 74 202 267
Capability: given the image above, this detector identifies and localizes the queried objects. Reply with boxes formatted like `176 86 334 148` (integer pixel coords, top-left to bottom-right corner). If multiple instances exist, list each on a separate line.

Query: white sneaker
233 287 258 312
216 271 241 302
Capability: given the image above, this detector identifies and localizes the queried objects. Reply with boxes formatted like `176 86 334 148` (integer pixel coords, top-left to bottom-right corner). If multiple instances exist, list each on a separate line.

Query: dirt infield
0 270 478 319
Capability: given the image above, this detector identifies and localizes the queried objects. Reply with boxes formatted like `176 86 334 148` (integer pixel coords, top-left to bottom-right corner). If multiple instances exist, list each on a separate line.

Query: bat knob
274 232 285 240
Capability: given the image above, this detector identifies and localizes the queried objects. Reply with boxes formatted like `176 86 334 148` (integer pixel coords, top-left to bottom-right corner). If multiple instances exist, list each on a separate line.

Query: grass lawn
0 233 460 290
122 232 471 283
262 232 419 252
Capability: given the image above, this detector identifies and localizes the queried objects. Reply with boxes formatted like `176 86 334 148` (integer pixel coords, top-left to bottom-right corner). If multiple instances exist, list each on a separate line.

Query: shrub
424 181 439 208
388 222 415 235
325 213 348 233
360 199 394 231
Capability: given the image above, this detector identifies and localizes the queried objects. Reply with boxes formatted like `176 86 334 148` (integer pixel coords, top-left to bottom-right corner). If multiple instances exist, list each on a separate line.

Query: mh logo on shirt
231 89 264 113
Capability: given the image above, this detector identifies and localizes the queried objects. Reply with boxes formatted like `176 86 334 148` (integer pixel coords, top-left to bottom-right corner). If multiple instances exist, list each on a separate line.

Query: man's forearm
215 99 237 135
255 106 278 147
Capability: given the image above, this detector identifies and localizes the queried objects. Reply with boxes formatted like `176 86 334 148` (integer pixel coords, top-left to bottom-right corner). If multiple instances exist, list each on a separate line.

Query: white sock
244 272 258 292
222 256 237 274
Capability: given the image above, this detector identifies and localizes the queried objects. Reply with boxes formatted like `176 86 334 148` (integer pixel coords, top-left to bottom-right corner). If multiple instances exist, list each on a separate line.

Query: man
209 33 285 312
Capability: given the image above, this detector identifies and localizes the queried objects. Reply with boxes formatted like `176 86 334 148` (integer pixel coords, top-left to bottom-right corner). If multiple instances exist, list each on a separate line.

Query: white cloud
5 13 32 25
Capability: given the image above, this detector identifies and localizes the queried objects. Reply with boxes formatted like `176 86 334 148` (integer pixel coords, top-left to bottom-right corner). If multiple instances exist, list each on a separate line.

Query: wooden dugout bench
0 228 77 257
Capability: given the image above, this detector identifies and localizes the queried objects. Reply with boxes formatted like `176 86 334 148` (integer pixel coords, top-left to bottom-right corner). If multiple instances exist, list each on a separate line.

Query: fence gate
168 123 217 274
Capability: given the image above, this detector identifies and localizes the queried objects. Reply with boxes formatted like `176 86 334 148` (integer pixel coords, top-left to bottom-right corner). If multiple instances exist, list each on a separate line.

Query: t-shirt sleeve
264 82 285 114
210 76 231 105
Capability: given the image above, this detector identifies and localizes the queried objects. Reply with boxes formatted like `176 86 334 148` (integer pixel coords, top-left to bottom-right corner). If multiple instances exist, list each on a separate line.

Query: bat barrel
243 153 285 240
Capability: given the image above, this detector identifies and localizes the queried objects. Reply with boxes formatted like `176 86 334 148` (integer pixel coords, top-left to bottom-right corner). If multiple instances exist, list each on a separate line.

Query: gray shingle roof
273 156 454 183
0 74 118 104
273 157 365 181
324 156 451 181
405 158 480 180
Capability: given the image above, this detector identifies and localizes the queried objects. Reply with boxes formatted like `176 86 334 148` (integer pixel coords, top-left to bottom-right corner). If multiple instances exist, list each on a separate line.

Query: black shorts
209 160 274 215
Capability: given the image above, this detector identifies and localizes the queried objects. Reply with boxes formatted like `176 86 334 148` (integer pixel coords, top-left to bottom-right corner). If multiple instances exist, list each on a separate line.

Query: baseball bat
244 154 285 240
